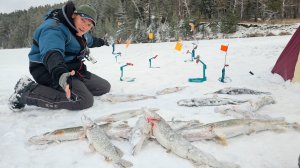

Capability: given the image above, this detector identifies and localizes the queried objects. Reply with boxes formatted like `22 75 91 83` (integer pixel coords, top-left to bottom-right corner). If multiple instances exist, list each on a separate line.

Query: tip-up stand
188 57 207 83
120 63 136 82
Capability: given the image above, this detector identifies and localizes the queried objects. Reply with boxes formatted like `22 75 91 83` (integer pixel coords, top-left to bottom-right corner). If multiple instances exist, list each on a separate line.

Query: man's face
73 14 94 36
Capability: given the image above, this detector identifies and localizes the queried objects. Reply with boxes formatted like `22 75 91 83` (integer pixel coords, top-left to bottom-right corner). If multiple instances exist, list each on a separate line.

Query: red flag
220 45 228 52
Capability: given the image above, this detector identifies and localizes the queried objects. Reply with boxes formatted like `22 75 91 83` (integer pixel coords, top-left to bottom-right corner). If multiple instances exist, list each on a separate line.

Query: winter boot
8 76 35 112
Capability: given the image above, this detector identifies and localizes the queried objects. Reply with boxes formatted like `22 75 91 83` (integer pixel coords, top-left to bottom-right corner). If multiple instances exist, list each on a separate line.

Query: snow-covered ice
0 33 300 168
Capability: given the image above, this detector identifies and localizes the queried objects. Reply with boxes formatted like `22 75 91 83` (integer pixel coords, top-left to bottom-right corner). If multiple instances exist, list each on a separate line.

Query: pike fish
82 115 133 168
28 122 131 145
210 87 271 95
177 97 248 107
94 108 159 123
214 96 275 119
99 93 156 103
129 116 152 155
179 118 290 145
28 126 86 145
143 109 239 168
168 119 203 131
156 86 187 95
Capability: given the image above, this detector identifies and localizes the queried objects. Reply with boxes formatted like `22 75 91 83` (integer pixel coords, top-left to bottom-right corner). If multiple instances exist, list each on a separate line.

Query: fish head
143 108 160 119
81 114 97 130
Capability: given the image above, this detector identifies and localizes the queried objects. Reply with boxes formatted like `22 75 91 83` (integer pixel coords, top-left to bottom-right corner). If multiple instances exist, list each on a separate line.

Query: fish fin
131 136 149 156
118 159 133 168
246 129 256 135
220 161 241 168
115 146 124 157
273 128 286 133
79 132 86 140
215 135 227 145
89 144 96 152
291 122 300 132
28 136 50 145
54 140 61 144
105 156 112 161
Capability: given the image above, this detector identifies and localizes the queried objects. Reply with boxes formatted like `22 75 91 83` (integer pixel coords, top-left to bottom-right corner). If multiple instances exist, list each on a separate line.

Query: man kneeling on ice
9 1 110 111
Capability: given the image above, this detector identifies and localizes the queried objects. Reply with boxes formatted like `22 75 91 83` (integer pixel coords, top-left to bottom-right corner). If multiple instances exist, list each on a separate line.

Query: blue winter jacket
28 18 94 64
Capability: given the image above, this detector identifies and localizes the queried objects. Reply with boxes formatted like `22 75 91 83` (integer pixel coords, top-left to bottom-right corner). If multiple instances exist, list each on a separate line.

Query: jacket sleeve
43 51 69 86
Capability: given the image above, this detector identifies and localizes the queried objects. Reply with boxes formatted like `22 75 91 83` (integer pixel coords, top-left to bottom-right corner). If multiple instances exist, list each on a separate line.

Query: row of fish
29 108 299 168
98 86 270 103
29 87 275 167
98 86 188 103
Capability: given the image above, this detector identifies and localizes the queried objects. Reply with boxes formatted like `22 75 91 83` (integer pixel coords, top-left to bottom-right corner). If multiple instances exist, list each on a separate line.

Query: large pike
82 115 133 168
214 96 275 119
94 108 159 123
129 116 152 155
28 126 86 145
209 87 271 95
28 122 131 145
179 118 292 145
143 109 239 168
177 97 248 107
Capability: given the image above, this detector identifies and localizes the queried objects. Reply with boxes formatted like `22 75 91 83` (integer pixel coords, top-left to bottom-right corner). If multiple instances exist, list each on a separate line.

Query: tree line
0 0 299 49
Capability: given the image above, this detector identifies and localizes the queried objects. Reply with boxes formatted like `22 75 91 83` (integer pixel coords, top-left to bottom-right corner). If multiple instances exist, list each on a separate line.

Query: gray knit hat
75 4 97 26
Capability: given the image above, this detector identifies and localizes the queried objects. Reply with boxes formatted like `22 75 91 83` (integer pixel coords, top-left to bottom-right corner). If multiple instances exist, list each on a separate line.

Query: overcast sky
0 0 68 13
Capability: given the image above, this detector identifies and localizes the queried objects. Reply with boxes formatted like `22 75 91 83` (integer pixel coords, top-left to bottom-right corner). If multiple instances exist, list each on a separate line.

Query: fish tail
118 159 133 167
215 135 227 145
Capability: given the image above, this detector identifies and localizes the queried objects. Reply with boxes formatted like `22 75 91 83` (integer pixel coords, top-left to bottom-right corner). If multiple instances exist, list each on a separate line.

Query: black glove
103 38 110 46
92 37 109 47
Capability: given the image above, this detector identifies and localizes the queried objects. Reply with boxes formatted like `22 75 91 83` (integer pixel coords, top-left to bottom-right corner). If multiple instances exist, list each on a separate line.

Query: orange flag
220 45 228 52
175 40 183 51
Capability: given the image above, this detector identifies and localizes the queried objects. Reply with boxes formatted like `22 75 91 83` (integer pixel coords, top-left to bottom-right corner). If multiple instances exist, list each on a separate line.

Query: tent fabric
272 26 300 82
292 52 300 82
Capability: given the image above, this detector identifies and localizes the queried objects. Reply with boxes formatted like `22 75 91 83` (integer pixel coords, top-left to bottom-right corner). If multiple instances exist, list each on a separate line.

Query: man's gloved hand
92 37 110 47
59 70 75 100
103 38 110 46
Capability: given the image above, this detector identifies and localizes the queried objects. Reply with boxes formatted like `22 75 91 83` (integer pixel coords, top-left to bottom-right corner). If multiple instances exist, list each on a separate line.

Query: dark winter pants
22 73 110 110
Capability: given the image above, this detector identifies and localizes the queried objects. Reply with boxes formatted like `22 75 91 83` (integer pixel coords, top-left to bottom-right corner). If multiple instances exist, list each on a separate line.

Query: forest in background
0 0 299 49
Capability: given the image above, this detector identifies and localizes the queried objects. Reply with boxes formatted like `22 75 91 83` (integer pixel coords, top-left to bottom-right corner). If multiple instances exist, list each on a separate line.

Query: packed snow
0 29 300 168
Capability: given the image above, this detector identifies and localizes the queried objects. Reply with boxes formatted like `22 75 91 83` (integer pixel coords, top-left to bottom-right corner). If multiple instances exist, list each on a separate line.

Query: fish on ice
82 115 133 168
214 96 275 119
179 118 291 145
142 109 239 168
156 86 188 95
210 87 271 95
177 97 248 107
